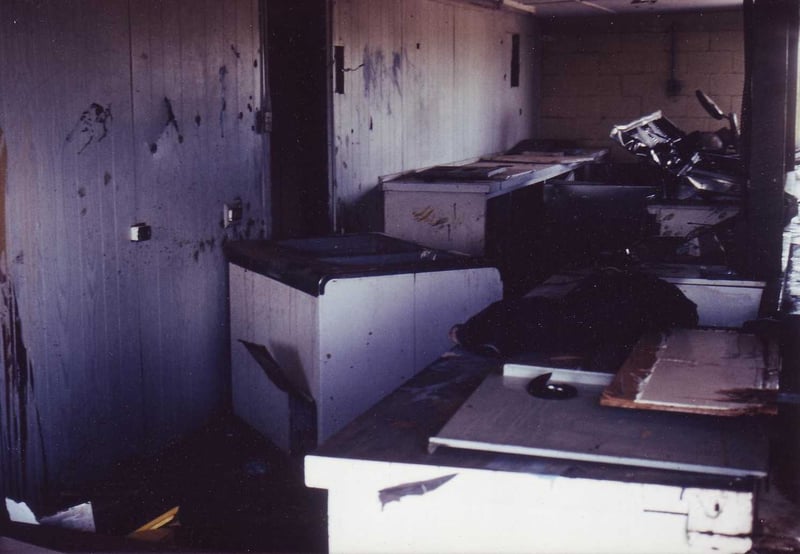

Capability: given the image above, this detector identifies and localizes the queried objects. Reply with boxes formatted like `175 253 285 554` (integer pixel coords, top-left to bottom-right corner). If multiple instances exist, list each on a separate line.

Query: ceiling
506 0 742 17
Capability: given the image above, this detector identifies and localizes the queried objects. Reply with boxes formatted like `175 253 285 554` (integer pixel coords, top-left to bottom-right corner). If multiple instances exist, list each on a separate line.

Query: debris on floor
5 498 95 533
3 415 327 552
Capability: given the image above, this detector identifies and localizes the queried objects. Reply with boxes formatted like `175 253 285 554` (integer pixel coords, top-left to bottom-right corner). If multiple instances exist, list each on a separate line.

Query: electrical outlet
130 223 152 242
223 200 243 228
255 110 272 134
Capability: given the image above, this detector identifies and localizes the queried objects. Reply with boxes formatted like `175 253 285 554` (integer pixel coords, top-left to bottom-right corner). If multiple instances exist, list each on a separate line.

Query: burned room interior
2 0 800 552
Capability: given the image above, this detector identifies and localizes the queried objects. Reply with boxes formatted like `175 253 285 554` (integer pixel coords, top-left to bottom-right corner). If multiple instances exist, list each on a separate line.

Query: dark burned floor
3 415 328 553
3 404 800 553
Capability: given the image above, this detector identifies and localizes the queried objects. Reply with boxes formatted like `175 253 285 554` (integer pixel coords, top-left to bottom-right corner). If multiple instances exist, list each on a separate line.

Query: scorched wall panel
332 0 539 232
0 0 141 509
130 0 268 452
0 0 268 510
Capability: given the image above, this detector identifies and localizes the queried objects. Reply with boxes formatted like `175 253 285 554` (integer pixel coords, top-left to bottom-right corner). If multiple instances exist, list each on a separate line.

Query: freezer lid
224 233 496 296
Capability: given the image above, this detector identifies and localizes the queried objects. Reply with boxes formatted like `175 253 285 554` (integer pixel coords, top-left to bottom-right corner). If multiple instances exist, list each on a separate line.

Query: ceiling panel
512 0 742 16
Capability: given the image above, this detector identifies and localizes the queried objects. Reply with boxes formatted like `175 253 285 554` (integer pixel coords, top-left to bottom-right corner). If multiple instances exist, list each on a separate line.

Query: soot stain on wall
163 97 184 144
66 103 113 154
2 279 36 493
363 47 386 98
0 131 47 506
219 65 228 138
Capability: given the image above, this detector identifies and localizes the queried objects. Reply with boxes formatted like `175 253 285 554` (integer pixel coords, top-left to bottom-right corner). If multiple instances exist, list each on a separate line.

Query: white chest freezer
226 234 503 452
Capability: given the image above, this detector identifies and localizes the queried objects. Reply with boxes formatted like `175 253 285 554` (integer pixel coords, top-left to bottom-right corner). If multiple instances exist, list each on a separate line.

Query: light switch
223 199 243 228
130 223 151 242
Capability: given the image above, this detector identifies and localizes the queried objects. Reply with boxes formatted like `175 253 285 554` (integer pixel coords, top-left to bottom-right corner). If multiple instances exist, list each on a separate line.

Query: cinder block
598 51 646 75
705 74 744 97
670 116 716 133
547 52 603 76
541 53 579 75
681 50 734 75
576 95 643 120
675 31 710 52
539 117 579 139
576 33 621 54
542 34 580 54
540 95 580 119
709 30 743 52
557 74 621 97
706 11 745 31
731 50 745 73
623 32 670 53
538 15 745 149
540 74 578 96
622 74 668 98
661 94 705 118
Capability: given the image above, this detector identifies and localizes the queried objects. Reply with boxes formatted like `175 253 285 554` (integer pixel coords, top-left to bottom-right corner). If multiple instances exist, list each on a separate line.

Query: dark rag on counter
450 268 698 362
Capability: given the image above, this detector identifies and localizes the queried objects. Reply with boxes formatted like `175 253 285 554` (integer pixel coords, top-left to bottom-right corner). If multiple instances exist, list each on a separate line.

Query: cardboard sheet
601 329 780 416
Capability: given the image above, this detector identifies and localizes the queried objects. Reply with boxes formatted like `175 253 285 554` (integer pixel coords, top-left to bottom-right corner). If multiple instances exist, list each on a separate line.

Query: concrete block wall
539 11 744 157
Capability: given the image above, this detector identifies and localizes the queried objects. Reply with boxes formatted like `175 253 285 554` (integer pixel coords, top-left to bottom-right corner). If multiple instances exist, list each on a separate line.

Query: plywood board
601 329 780 416
429 373 768 477
486 151 606 164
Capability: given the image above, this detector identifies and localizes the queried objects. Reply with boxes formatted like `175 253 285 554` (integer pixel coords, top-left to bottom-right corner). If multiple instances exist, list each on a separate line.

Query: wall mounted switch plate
130 223 152 242
224 199 243 228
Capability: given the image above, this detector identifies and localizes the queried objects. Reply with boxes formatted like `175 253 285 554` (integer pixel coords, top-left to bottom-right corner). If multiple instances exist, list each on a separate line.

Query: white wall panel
332 0 539 232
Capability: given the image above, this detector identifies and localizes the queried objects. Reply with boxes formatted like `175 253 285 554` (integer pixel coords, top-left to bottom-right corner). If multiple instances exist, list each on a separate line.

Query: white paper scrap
39 502 95 533
5 497 40 525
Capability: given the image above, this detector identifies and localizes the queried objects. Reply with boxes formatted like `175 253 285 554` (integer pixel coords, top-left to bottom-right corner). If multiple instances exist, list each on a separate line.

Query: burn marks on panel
66 103 112 154
362 47 385 97
219 65 228 138
0 130 46 505
391 50 403 97
149 97 185 156
163 97 183 143
1 279 43 500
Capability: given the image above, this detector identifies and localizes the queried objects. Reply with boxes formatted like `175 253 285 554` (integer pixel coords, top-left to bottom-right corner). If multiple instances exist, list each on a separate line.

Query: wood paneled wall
0 0 267 511
332 0 539 232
